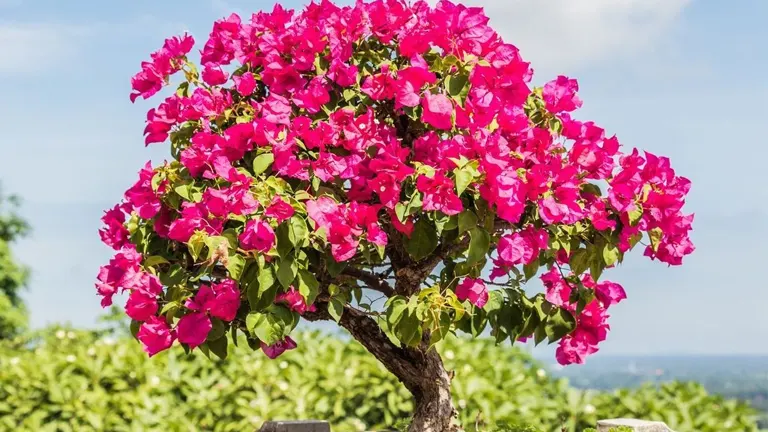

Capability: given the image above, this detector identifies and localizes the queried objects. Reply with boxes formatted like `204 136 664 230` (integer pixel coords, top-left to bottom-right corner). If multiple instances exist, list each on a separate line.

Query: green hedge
0 326 758 431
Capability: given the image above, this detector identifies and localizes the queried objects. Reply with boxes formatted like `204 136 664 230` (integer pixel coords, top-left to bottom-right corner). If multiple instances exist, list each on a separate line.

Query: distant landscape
551 355 768 428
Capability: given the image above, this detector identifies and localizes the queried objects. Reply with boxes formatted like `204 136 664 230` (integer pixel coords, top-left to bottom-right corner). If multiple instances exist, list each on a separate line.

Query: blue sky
0 0 766 356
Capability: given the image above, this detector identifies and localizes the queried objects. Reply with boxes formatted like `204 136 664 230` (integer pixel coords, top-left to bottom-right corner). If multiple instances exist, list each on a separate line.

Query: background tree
96 1 694 430
0 185 30 338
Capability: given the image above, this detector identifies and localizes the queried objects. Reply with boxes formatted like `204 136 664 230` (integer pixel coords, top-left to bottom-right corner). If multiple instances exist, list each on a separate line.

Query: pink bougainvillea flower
208 279 242 321
276 287 316 315
293 76 331 114
265 196 295 222
202 63 229 85
98 204 130 250
492 225 549 279
239 219 276 253
416 173 463 216
421 92 453 130
144 95 184 145
176 312 212 348
555 301 610 365
137 316 176 357
395 57 437 109
167 202 224 243
234 71 256 95
95 246 142 307
124 162 162 219
125 290 159 322
328 60 358 87
455 278 488 308
481 169 528 224
130 33 194 102
542 75 582 113
185 279 241 321
594 281 627 309
360 65 396 100
261 336 298 359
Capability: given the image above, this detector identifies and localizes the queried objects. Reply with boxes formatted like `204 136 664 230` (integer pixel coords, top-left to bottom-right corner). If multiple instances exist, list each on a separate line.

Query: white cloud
0 22 89 75
436 0 691 74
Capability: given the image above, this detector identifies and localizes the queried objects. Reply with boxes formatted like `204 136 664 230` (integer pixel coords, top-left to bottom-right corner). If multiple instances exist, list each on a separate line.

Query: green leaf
534 322 548 346
628 207 643 226
326 258 347 278
523 258 539 280
445 72 469 104
545 308 576 343
289 216 309 247
207 335 228 360
648 227 663 252
602 243 620 267
394 202 408 223
160 301 180 316
328 297 345 323
385 296 408 327
405 218 438 261
174 183 193 200
275 223 293 258
581 183 602 197
277 255 297 289
159 264 185 286
225 254 246 280
187 232 206 261
394 307 422 347
144 255 169 267
207 318 226 341
252 153 274 176
129 320 140 340
469 308 488 338
458 210 478 234
258 265 276 291
245 306 296 346
466 227 490 265
248 266 278 311
297 269 320 305
453 166 474 196
569 248 589 276
589 252 604 282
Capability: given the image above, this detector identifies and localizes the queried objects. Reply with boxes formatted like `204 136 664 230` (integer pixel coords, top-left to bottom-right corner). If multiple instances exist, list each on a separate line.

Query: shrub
0 186 30 338
0 327 756 432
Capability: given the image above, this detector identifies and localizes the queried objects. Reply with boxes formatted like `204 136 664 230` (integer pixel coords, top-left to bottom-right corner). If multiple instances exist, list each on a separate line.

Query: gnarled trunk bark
406 349 457 432
305 306 458 431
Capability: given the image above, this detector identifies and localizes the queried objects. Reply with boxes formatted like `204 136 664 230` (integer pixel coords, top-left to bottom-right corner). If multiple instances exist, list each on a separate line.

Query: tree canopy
96 0 694 429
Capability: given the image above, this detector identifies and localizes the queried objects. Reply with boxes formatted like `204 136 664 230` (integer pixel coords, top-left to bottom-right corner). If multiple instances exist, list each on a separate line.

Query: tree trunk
406 348 457 432
305 305 459 431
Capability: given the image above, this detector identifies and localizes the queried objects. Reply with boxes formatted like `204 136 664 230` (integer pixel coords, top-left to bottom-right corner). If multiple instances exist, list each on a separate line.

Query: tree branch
341 267 395 297
304 302 438 395
394 234 471 296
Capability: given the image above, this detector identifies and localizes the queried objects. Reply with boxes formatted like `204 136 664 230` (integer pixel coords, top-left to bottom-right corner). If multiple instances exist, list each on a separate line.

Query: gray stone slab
259 420 331 432
597 418 673 432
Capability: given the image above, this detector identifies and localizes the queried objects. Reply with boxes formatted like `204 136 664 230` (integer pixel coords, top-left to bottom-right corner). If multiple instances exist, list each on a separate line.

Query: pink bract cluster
97 0 693 364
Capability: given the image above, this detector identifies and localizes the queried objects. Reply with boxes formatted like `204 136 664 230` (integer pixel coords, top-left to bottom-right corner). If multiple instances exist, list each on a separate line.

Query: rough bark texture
304 305 458 431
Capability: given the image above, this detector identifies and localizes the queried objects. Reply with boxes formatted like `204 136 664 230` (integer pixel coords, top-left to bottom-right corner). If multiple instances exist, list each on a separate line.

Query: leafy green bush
0 187 30 338
0 326 757 432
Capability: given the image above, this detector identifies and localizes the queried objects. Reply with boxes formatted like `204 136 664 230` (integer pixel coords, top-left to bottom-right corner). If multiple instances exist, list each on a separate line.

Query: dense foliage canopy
97 0 694 368
0 328 755 432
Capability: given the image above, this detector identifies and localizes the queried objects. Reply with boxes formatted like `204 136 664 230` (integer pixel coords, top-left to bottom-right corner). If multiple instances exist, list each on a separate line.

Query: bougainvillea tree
96 0 694 429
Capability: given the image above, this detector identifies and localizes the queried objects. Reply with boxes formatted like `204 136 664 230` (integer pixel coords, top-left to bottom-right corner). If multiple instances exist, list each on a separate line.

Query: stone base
597 418 673 432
